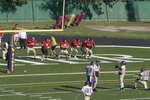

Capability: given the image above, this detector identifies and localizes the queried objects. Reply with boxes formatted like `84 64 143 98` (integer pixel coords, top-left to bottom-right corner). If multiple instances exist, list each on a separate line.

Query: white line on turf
26 56 79 64
0 70 140 78
120 97 150 100
40 97 52 98
92 55 143 63
15 45 150 49
0 91 71 97
96 45 150 49
22 56 112 64
0 63 25 66
15 58 58 65
15 59 45 65
0 72 85 78
0 79 133 87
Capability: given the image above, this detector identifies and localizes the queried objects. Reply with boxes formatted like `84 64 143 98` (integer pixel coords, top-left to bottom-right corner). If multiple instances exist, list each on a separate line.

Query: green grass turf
1 21 150 39
0 46 150 100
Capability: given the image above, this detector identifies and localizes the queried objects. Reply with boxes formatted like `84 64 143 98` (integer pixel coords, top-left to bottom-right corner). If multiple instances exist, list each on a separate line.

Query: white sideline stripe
15 45 150 50
123 57 150 61
0 63 25 66
15 59 45 65
0 79 133 87
120 97 150 100
92 55 143 63
27 56 80 64
0 70 140 78
0 72 85 78
40 97 52 98
44 58 79 64
0 92 70 97
96 45 150 49
31 63 59 65
0 63 58 66
23 56 112 64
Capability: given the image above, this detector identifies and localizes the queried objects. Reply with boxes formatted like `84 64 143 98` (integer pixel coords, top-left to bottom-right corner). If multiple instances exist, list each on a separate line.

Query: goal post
0 0 66 74
0 0 66 33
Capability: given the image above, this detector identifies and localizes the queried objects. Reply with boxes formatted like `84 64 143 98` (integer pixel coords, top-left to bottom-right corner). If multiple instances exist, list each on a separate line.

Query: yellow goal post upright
0 0 66 34
0 0 66 72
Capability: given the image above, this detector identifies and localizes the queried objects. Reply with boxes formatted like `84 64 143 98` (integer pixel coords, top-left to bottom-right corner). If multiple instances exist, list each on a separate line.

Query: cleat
120 88 124 91
93 88 97 92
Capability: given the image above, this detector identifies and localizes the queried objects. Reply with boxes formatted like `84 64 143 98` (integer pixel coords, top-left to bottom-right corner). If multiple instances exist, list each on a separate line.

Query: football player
86 39 96 58
115 61 126 90
134 68 149 90
27 37 37 58
59 40 69 59
50 36 57 56
70 39 81 58
41 38 50 61
85 62 96 91
93 61 100 91
82 82 93 100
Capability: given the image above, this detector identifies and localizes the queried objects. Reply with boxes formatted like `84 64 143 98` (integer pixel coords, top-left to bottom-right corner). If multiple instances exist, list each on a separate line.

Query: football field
0 45 150 100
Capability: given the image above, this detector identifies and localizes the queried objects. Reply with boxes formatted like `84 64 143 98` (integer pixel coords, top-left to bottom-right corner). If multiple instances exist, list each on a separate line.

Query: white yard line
0 79 133 87
27 56 79 64
0 63 25 66
96 45 150 49
0 91 71 97
120 97 150 100
0 70 140 78
15 59 45 65
0 72 85 78
92 55 143 63
15 45 150 49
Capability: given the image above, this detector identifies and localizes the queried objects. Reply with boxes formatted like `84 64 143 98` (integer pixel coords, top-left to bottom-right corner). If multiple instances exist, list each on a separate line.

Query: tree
41 0 74 19
0 0 28 13
0 0 29 22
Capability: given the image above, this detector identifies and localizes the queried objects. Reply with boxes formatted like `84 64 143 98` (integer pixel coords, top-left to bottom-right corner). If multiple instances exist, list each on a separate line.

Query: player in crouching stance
41 38 50 61
27 37 37 58
115 61 126 90
86 39 96 58
82 82 93 100
134 68 149 90
70 39 81 58
59 40 69 59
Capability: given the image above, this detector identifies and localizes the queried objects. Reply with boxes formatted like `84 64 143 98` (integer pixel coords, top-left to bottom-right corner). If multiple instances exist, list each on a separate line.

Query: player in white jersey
85 62 96 91
134 68 149 90
85 62 94 84
92 61 100 91
82 83 93 100
115 61 126 90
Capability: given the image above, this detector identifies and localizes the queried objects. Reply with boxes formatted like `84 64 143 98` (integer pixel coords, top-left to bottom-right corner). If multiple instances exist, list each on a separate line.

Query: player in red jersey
70 39 81 58
86 39 96 58
59 40 69 59
27 37 37 58
41 38 50 61
80 39 89 58
81 39 96 58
